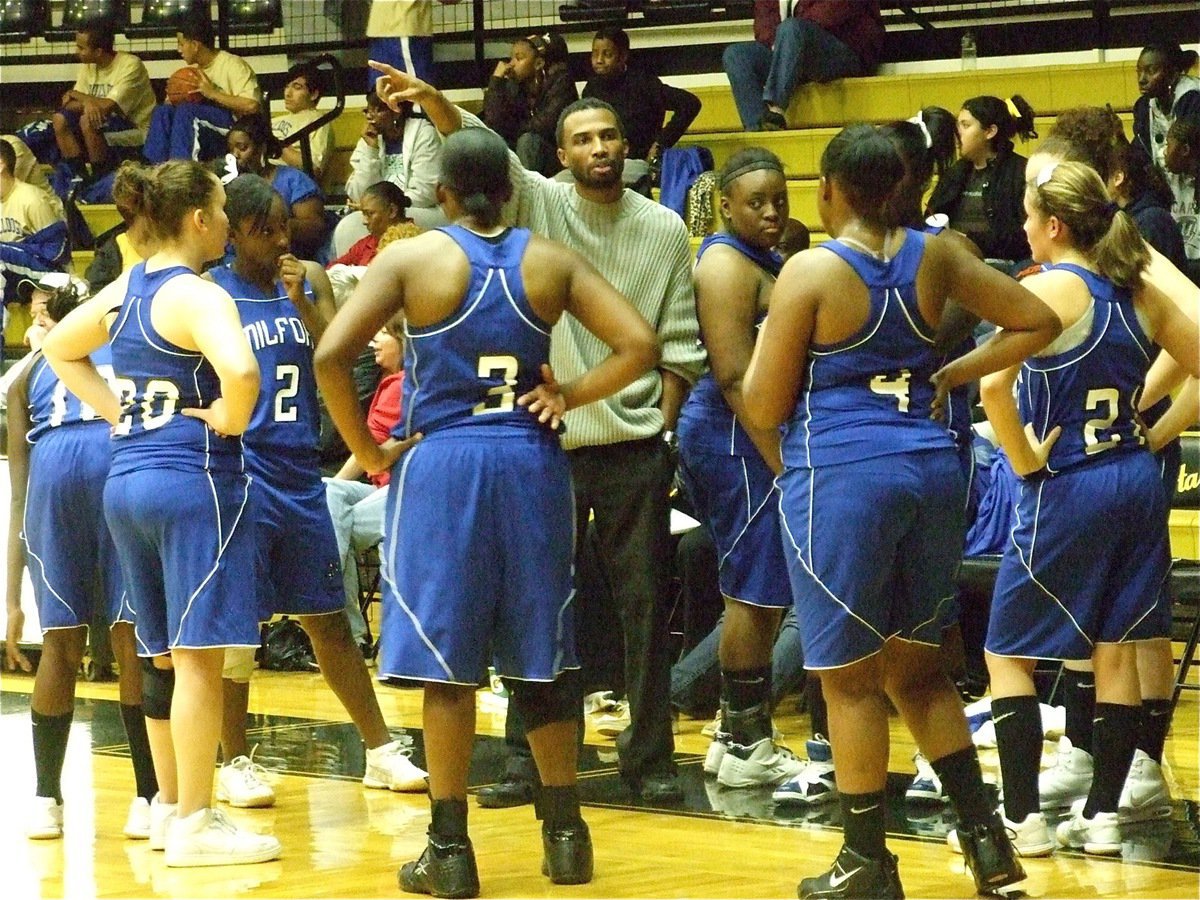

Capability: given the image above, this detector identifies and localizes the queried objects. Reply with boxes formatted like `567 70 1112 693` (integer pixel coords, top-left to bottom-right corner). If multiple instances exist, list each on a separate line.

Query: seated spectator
225 114 327 259
1110 141 1189 274
323 319 404 651
583 27 700 189
482 32 577 177
273 60 335 182
0 140 69 311
335 91 442 254
143 15 262 164
0 135 53 195
722 1 884 131
15 22 153 185
1133 43 1200 178
926 95 1038 265
328 182 413 268
1164 118 1200 283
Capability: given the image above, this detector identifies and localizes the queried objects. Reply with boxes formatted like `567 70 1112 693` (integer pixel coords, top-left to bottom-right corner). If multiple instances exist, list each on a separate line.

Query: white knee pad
222 646 256 682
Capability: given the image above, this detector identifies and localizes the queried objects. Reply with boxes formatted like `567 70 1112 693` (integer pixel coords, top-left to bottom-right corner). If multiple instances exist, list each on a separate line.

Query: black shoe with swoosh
797 844 904 899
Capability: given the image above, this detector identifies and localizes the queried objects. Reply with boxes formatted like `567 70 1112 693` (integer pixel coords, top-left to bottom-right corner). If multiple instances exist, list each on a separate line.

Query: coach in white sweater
371 61 703 803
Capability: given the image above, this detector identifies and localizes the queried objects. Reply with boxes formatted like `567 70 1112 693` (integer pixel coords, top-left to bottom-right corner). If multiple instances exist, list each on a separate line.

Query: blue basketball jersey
923 221 975 450
782 229 956 467
209 265 321 484
1019 263 1154 475
681 232 780 458
399 226 553 439
107 262 244 476
26 344 115 444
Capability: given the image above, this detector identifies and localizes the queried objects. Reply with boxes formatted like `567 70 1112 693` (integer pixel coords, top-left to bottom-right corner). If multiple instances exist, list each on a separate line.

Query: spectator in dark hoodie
1110 140 1188 274
582 26 701 186
722 1 884 132
482 32 577 177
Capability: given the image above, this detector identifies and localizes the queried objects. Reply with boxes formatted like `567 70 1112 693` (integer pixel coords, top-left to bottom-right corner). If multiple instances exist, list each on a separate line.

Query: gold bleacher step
679 112 1134 179
78 204 123 238
688 60 1139 133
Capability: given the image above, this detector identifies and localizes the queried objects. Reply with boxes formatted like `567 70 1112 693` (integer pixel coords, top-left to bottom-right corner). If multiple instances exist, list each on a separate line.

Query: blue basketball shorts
24 428 131 632
987 453 1171 660
252 475 344 620
677 446 790 608
103 467 260 656
778 449 966 669
376 429 579 686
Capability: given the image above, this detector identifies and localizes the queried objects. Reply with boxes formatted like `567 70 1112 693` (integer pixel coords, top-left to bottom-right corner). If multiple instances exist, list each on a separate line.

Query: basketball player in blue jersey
978 160 1199 859
5 280 158 842
675 148 806 793
207 173 428 806
41 160 280 868
1013 136 1200 827
316 128 658 899
742 125 1062 899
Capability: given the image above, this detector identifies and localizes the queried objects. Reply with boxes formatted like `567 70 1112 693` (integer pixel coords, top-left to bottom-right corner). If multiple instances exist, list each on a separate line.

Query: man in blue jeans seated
143 16 261 164
723 1 885 131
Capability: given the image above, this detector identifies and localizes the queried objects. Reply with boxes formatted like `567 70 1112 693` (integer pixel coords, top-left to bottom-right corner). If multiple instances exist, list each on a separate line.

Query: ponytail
962 94 1038 153
112 159 220 242
1029 160 1149 289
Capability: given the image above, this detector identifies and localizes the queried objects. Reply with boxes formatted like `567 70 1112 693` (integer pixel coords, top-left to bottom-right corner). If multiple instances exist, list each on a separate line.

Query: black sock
930 745 993 828
1136 699 1172 764
1060 668 1096 755
807 677 828 737
32 710 73 802
64 156 88 178
119 703 158 801
840 790 887 860
991 695 1042 822
722 666 772 745
536 785 584 829
1084 702 1140 817
430 797 469 840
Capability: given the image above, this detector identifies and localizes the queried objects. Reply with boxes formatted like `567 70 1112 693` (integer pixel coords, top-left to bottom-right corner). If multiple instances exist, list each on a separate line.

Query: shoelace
209 808 240 835
231 747 272 787
376 741 417 760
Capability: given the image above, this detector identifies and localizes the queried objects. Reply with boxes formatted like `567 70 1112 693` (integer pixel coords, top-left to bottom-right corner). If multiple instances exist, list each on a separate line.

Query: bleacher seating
44 0 127 41
125 0 202 38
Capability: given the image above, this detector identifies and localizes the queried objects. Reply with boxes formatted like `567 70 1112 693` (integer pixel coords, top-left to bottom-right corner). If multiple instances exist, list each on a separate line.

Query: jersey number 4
870 369 912 412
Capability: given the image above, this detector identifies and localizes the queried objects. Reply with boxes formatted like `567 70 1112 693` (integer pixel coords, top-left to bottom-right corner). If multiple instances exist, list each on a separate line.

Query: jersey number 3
473 355 519 415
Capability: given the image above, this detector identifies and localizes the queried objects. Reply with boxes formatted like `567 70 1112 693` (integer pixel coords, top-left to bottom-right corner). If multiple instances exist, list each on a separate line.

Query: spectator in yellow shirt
143 15 262 163
272 60 334 182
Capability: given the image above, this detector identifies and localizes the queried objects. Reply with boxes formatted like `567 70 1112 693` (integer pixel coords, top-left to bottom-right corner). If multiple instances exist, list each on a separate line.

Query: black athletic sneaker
798 845 904 900
541 821 594 885
958 814 1026 894
398 834 480 899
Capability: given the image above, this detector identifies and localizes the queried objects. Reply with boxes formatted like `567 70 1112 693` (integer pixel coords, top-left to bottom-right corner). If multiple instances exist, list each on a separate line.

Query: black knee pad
141 658 176 720
506 670 581 733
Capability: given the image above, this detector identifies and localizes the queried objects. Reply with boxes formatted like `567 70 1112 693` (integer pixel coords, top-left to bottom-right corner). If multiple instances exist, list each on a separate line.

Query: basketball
165 66 203 105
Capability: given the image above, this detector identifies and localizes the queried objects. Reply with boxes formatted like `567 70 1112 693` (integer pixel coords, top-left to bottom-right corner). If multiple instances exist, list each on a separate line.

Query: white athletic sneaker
770 736 837 804
1056 800 1121 855
593 703 630 737
1039 736 1093 810
27 797 63 840
148 793 178 851
971 719 997 749
703 732 730 776
948 811 1054 858
1040 704 1066 739
216 755 276 808
906 753 946 803
1118 750 1172 824
124 796 152 840
164 807 281 867
717 737 806 788
363 740 428 792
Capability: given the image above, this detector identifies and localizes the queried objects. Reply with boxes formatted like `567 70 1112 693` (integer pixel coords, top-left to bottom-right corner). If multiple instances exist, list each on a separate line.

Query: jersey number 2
274 364 300 422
